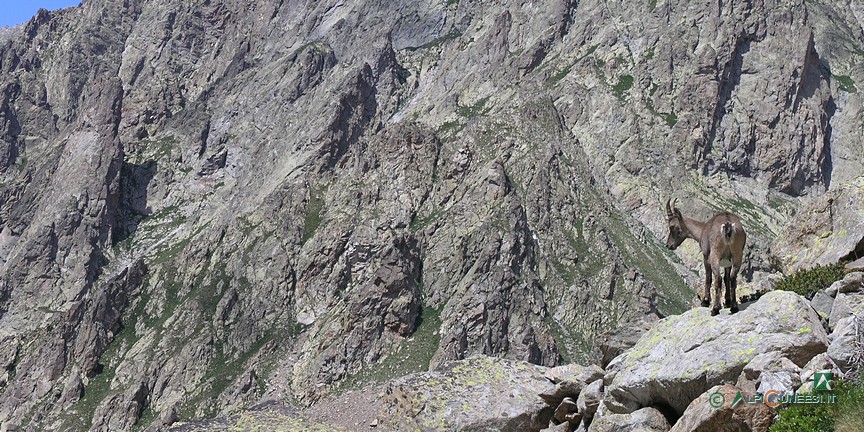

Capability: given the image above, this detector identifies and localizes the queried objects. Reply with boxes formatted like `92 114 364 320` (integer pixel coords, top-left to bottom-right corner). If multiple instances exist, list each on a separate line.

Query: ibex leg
729 266 740 314
702 261 712 308
711 267 723 316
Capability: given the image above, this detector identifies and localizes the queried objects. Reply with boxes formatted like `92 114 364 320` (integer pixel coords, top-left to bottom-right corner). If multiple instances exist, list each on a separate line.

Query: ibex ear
674 208 682 219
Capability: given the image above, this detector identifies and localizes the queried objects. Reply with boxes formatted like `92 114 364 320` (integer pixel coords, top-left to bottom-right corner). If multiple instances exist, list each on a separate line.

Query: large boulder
577 379 604 421
587 407 670 432
604 291 829 416
375 356 555 432
826 271 864 296
827 315 863 373
810 290 834 320
669 384 773 432
590 318 657 369
540 364 606 406
828 292 864 330
736 352 801 397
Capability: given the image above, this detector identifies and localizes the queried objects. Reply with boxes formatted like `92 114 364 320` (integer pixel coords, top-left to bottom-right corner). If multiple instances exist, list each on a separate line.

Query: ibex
665 198 747 316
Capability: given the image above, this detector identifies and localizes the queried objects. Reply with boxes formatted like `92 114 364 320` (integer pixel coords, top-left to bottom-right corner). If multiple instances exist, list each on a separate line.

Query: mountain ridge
1 0 863 430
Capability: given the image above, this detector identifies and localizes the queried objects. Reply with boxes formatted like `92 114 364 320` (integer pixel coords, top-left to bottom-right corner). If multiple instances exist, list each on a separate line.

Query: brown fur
665 199 747 316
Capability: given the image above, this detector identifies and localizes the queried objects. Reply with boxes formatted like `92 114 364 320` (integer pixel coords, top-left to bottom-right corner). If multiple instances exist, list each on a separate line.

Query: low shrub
774 262 846 300
770 380 864 432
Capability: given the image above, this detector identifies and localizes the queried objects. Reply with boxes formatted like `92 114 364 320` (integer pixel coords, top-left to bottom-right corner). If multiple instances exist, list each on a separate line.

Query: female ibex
665 198 747 316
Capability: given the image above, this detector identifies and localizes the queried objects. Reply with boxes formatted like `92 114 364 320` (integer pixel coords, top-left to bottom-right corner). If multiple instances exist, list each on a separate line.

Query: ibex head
665 198 687 250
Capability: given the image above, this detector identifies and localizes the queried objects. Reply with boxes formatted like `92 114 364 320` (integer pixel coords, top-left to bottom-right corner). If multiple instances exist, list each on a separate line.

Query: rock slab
376 356 555 432
605 291 829 416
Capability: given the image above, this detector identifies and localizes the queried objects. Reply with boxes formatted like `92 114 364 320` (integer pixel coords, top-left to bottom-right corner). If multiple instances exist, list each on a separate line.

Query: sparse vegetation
645 46 656 60
456 96 491 118
612 75 634 99
770 380 864 432
774 262 846 299
664 111 678 127
407 29 462 52
546 44 599 85
833 74 858 93
648 0 658 12
410 209 444 231
301 186 325 244
339 306 443 392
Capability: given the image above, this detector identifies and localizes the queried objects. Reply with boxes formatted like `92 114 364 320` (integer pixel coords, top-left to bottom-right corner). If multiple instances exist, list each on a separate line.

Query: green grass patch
407 29 462 52
410 209 444 231
612 75 634 99
339 306 443 392
547 44 599 85
437 120 465 138
456 96 491 118
774 262 847 300
648 0 658 12
664 111 678 127
301 186 325 244
833 74 858 93
771 380 864 432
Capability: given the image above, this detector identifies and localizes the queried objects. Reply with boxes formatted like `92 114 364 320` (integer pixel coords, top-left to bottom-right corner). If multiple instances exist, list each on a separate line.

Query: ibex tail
722 222 733 239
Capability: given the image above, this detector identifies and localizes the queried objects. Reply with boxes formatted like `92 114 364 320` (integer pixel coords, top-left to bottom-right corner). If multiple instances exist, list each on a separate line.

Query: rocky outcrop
827 315 864 375
376 356 555 432
669 384 773 432
603 291 828 416
535 287 863 432
586 407 670 432
773 177 864 272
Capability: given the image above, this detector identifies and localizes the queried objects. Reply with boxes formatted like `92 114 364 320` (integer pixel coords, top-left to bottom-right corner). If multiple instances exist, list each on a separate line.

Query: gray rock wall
0 0 862 430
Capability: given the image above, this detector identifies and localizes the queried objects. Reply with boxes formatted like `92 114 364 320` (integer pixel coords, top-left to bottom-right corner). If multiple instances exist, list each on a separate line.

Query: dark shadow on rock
112 160 157 245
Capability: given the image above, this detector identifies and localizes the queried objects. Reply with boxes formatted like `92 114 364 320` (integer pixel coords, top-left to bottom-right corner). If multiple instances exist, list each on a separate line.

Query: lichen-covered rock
668 384 773 432
830 271 864 295
604 291 828 416
376 356 555 432
774 178 864 272
587 407 670 432
577 379 603 421
810 290 834 320
590 318 657 369
736 352 802 397
827 315 864 373
828 293 864 330
168 406 348 432
1 0 863 428
540 364 605 406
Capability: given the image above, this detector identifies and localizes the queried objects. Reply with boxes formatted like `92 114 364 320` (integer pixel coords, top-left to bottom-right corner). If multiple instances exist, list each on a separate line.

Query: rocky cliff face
0 0 862 430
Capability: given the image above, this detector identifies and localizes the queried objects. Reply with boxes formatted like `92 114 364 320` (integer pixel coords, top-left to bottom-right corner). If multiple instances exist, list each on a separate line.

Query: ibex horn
666 198 674 218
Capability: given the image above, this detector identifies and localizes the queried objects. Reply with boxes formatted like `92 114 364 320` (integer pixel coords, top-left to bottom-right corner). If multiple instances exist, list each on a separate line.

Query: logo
731 391 745 408
708 391 726 408
814 372 833 391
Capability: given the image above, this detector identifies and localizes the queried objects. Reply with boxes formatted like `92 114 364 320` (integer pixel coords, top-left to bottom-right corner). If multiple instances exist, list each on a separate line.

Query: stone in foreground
669 384 773 432
604 291 828 415
587 407 670 432
376 356 555 432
